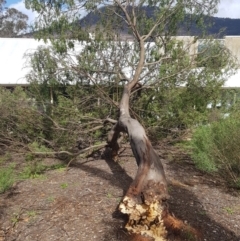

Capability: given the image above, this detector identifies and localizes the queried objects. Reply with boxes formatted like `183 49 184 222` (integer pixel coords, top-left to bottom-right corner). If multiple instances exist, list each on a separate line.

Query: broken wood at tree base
119 195 202 240
119 196 167 241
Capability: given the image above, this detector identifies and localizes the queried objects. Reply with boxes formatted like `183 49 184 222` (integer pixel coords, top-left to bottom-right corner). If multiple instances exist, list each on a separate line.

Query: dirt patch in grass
0 144 240 241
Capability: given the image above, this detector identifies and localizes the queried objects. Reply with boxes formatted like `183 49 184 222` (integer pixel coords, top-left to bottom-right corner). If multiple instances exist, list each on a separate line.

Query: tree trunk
107 38 200 240
108 83 169 241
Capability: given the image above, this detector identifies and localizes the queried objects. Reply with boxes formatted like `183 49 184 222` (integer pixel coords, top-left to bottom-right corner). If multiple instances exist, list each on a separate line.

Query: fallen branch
28 142 107 167
83 125 104 133
105 117 118 124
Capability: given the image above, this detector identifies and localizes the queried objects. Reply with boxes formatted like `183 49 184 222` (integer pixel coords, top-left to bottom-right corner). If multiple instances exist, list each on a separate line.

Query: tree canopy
24 0 237 134
0 0 28 37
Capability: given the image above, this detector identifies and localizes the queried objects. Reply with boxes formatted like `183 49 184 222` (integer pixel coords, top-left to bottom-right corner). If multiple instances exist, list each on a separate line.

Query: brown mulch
0 145 240 241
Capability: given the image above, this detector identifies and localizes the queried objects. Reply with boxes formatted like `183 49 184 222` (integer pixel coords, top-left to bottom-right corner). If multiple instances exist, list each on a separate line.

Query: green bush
190 126 217 172
190 114 240 187
0 87 44 147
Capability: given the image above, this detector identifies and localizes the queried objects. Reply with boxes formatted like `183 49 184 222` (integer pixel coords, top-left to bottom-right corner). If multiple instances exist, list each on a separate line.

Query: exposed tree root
163 212 202 240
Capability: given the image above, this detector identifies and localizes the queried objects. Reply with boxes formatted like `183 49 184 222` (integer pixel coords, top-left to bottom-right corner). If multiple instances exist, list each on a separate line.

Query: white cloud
215 0 240 19
8 1 38 25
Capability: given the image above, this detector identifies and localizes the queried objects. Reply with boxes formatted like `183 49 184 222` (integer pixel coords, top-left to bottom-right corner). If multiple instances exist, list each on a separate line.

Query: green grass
0 153 12 164
223 207 234 215
27 210 37 218
60 183 68 189
0 166 15 193
46 196 55 202
50 163 67 172
106 192 112 198
11 213 21 226
20 161 47 179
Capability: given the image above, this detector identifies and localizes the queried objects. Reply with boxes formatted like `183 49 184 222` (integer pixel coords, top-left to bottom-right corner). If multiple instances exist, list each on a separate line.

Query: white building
0 38 49 86
0 37 240 87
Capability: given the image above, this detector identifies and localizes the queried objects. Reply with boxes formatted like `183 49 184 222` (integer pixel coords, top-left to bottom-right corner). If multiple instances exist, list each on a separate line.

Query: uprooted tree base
107 82 201 240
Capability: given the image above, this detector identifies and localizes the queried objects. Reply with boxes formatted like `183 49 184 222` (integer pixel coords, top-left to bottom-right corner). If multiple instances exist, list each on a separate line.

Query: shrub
190 126 217 172
0 87 44 149
190 113 240 187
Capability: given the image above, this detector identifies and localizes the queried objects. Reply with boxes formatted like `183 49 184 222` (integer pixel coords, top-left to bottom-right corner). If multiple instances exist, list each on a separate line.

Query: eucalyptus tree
25 0 236 239
0 0 28 37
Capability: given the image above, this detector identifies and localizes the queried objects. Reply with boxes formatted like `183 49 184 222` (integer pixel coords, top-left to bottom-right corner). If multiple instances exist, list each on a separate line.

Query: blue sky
6 0 38 24
6 0 18 6
5 0 240 24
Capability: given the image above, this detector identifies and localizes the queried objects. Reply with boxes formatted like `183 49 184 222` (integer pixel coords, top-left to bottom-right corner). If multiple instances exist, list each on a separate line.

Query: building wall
0 37 239 87
174 36 240 67
225 36 240 66
175 36 198 58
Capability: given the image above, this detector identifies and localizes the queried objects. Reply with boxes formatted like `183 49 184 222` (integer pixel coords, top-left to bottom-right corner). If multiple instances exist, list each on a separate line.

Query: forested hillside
81 6 240 37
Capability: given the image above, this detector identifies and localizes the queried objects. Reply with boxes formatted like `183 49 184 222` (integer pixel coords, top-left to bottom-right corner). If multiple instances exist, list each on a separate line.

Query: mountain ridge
18 6 240 38
80 6 240 37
